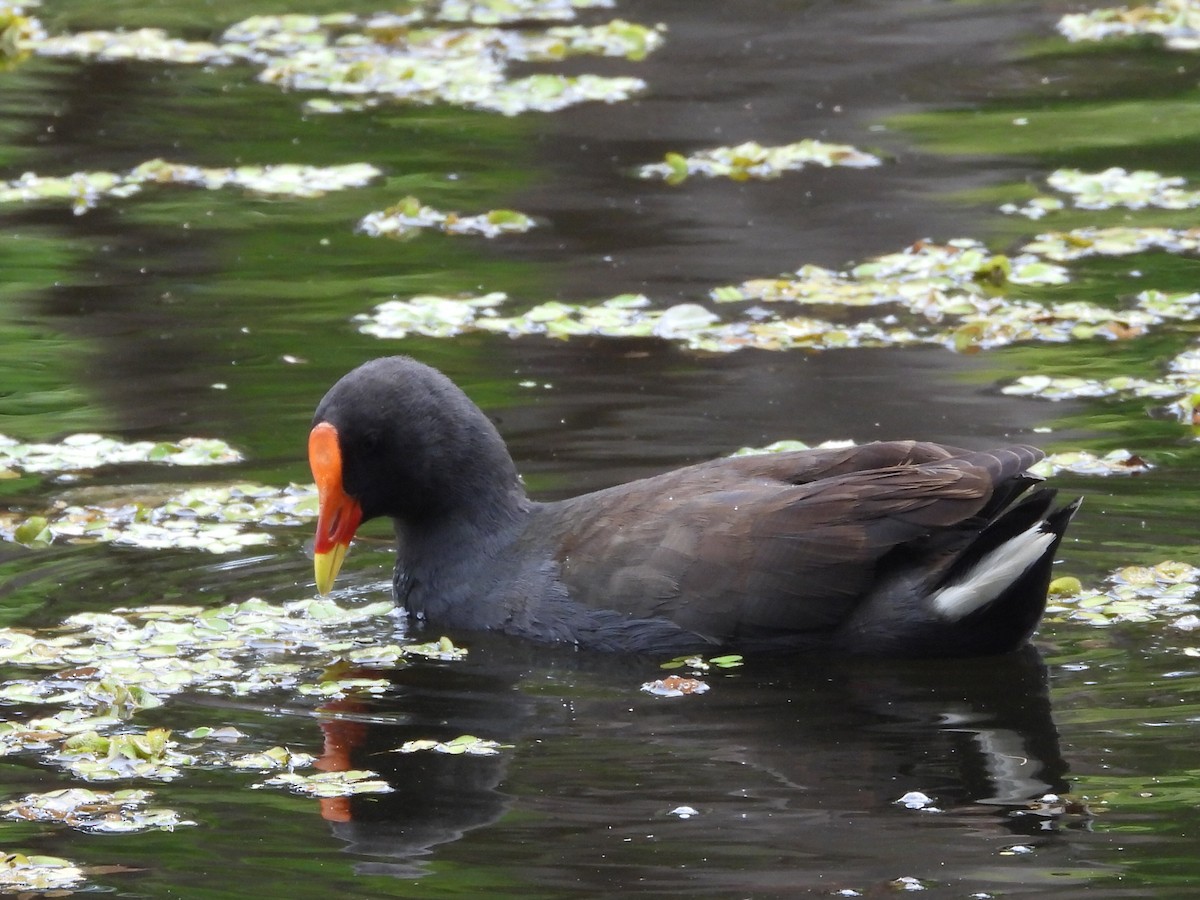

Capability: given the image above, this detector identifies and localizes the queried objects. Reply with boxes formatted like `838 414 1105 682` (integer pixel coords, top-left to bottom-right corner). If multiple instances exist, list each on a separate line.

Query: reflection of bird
308 356 1078 657
313 642 1073 881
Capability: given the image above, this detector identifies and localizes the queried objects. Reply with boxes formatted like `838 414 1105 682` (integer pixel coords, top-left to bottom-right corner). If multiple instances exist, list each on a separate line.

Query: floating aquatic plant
50 728 192 782
436 0 616 24
1002 168 1200 219
1046 561 1200 627
29 10 658 117
1030 449 1153 477
1022 226 1200 261
1003 337 1200 434
636 139 881 184
0 787 193 834
0 433 242 475
227 746 316 771
0 598 396 714
640 675 710 697
0 481 316 553
659 653 744 671
715 238 1070 307
0 159 381 214
255 769 393 797
354 253 1195 355
0 851 86 892
0 3 44 66
1058 0 1200 51
358 196 536 239
0 596 470 794
393 734 512 755
297 676 392 700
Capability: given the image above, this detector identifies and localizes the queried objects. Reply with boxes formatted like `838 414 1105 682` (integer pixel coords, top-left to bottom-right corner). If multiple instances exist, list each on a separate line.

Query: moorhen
308 356 1078 658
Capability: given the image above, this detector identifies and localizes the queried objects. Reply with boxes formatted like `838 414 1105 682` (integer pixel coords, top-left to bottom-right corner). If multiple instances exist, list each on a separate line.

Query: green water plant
1058 0 1200 51
636 139 881 184
1002 168 1200 219
359 196 536 239
26 9 659 116
0 159 381 214
0 787 192 834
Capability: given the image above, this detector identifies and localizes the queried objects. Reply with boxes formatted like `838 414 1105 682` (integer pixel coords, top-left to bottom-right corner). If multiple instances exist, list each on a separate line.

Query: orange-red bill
309 422 363 595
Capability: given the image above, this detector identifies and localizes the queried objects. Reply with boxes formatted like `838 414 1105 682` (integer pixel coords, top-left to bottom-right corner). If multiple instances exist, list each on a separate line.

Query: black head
311 356 524 526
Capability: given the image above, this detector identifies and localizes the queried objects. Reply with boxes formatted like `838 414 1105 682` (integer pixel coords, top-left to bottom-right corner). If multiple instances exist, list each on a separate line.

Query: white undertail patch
931 523 1055 620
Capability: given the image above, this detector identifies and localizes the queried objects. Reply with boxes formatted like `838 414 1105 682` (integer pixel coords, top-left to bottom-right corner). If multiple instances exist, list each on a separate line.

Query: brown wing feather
540 441 1030 642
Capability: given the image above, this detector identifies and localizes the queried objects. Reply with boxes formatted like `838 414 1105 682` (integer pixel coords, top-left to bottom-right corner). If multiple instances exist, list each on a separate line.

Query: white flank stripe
931 524 1055 620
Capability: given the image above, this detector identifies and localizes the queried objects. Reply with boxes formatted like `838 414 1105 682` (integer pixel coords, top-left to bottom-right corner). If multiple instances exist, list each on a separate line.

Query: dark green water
1 0 1200 896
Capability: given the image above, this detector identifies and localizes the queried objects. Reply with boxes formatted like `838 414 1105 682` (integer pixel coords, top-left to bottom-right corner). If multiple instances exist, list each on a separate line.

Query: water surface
2 0 1200 896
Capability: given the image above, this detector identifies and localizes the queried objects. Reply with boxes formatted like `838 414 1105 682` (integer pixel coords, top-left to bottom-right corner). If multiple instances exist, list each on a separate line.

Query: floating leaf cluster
1029 449 1153 477
352 237 1190 357
1002 168 1200 219
357 292 740 345
0 481 316 553
355 206 1200 354
0 159 381 214
26 9 659 117
640 675 710 697
0 850 85 892
0 432 241 476
359 196 536 239
393 734 512 755
0 2 44 66
1022 226 1200 261
1003 337 1200 433
0 597 474 812
1058 0 1200 51
0 598 402 717
51 728 192 782
255 769 393 797
636 139 881 184
436 0 616 25
297 676 391 700
1046 561 1200 626
0 787 192 840
659 653 744 672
